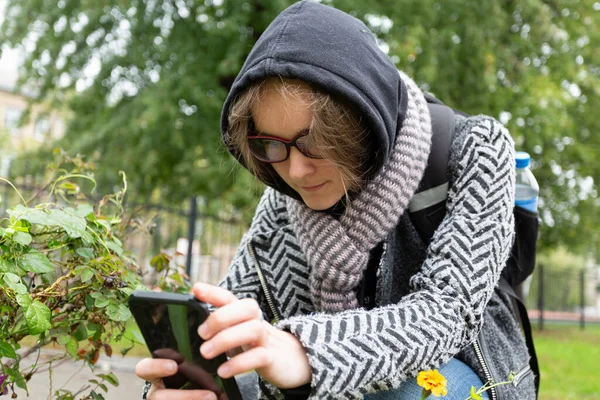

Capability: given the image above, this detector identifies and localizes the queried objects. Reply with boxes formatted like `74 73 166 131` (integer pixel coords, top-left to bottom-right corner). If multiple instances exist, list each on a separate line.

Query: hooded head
221 1 407 204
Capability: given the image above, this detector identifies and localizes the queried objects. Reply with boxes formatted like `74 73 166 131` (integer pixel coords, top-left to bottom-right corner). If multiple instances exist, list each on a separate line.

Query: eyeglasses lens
249 139 287 162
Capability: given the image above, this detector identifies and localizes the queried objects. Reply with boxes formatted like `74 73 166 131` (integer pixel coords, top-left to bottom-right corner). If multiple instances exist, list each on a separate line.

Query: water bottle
515 151 539 212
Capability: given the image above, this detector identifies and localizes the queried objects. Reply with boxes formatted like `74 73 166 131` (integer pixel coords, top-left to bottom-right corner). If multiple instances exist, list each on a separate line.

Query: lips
301 182 326 192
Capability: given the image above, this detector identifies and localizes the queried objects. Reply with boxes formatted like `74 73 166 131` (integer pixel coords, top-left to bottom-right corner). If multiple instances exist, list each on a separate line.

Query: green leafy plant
0 153 146 399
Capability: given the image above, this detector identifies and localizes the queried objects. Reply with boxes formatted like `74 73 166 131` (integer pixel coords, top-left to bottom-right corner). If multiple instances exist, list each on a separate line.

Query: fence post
538 263 544 330
580 270 585 331
185 196 197 278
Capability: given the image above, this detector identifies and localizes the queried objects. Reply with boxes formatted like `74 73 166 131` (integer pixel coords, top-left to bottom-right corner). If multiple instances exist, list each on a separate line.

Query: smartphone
128 290 242 400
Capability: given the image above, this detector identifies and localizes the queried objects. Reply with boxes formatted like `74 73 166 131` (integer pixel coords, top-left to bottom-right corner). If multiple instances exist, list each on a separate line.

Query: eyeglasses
247 131 323 163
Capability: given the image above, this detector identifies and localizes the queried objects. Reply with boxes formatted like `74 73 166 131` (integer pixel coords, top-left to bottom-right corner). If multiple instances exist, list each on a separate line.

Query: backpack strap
408 98 456 244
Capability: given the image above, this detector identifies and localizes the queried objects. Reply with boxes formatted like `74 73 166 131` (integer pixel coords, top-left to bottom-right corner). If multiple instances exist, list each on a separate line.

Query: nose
287 147 315 181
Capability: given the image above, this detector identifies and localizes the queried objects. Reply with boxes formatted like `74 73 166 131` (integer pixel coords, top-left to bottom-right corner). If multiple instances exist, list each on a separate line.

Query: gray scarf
287 73 432 313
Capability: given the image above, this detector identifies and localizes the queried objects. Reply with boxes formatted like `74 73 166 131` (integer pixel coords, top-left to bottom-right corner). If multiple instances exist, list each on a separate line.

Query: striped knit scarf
286 73 432 313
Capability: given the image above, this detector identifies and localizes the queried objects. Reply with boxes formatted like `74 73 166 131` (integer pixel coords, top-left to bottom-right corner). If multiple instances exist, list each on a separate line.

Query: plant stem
5 340 49 368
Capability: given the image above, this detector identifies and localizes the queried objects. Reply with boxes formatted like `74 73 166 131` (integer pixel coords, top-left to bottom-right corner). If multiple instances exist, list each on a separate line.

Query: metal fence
3 176 600 324
523 263 600 329
0 176 249 286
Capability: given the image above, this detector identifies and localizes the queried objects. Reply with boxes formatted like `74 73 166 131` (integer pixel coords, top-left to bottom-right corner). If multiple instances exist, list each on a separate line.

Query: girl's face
251 82 346 210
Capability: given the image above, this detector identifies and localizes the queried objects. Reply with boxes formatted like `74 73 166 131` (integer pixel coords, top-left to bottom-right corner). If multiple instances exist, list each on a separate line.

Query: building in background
0 45 66 177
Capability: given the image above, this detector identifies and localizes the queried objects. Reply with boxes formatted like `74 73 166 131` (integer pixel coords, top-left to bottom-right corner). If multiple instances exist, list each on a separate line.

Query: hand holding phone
132 283 313 399
129 291 242 400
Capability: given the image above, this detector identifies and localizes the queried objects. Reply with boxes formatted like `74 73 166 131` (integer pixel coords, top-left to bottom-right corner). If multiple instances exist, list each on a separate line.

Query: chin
301 194 342 211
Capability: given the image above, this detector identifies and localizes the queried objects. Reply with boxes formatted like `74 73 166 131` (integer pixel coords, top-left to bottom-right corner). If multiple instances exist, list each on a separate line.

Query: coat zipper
512 364 532 387
473 338 497 400
247 241 281 323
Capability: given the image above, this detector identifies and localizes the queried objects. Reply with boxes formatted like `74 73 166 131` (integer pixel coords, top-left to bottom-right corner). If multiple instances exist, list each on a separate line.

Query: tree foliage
1 0 598 256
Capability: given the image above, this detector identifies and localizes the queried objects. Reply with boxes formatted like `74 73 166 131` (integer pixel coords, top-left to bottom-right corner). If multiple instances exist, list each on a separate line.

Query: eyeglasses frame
247 131 323 163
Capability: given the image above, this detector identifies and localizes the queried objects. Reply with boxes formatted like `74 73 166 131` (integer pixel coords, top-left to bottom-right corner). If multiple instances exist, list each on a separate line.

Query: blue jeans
365 358 489 400
235 358 488 399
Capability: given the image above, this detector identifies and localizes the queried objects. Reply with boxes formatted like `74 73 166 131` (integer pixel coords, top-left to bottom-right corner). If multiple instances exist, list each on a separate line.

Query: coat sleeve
276 116 516 399
217 187 288 306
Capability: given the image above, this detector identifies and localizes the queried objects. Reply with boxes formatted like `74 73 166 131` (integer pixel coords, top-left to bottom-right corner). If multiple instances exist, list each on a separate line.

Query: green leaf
94 296 109 308
76 248 95 260
13 231 32 246
80 269 94 282
105 304 119 320
96 219 111 232
97 372 119 387
75 204 94 218
85 294 94 309
73 324 88 341
19 251 54 273
89 292 104 299
107 303 132 322
469 386 483 400
16 294 32 308
117 286 134 296
3 274 27 295
98 383 108 392
10 282 28 294
0 341 17 359
124 327 145 344
105 240 123 256
6 364 28 392
25 300 52 335
3 272 20 284
119 343 135 356
90 390 104 400
150 253 169 272
0 257 12 272
65 337 78 357
57 334 70 345
117 303 132 321
10 206 87 239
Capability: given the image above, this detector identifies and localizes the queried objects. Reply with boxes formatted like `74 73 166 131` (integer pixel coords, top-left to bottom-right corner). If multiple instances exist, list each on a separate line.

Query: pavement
11 351 146 399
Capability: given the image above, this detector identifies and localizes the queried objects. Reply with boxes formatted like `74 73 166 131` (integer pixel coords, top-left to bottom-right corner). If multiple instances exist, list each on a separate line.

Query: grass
533 323 600 400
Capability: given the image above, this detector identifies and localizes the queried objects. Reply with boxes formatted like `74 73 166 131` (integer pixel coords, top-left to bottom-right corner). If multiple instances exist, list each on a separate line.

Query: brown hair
226 77 373 194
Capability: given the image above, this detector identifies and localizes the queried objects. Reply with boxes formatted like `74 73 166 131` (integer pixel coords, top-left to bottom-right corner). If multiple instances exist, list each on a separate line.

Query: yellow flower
417 369 449 397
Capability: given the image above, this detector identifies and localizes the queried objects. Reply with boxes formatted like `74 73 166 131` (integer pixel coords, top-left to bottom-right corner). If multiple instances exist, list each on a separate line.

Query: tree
1 0 598 257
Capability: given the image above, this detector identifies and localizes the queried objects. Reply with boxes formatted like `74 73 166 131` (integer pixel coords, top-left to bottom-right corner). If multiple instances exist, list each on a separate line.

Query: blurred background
0 0 598 399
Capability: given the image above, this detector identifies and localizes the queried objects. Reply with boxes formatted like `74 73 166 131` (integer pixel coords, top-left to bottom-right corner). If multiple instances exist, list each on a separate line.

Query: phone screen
132 299 228 395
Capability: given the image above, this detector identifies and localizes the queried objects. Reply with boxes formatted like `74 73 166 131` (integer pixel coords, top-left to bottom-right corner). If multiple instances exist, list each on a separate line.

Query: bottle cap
515 151 531 169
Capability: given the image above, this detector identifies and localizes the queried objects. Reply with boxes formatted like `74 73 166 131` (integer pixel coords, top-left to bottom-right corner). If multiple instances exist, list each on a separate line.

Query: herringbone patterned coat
219 115 536 400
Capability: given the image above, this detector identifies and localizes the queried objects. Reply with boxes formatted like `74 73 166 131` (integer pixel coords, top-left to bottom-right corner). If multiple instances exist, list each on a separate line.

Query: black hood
221 0 407 197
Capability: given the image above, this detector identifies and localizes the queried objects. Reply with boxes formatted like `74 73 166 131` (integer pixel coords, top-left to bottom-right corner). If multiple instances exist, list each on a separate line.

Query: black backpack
408 94 540 395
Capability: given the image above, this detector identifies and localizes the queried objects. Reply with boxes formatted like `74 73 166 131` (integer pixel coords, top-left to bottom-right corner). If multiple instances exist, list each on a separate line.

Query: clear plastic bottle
515 151 539 212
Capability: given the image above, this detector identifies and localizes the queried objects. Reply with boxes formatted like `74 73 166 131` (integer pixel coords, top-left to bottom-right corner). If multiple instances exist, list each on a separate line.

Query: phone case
128 291 242 399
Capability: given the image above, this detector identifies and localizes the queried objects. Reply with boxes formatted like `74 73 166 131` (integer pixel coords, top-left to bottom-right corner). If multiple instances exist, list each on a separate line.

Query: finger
200 319 267 360
192 282 238 308
199 298 262 340
217 346 273 379
148 388 217 400
135 358 178 382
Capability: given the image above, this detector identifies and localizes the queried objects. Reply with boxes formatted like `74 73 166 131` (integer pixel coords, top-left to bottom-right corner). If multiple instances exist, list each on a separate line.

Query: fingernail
203 393 217 400
165 361 177 373
198 323 208 338
201 342 213 357
218 364 230 377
